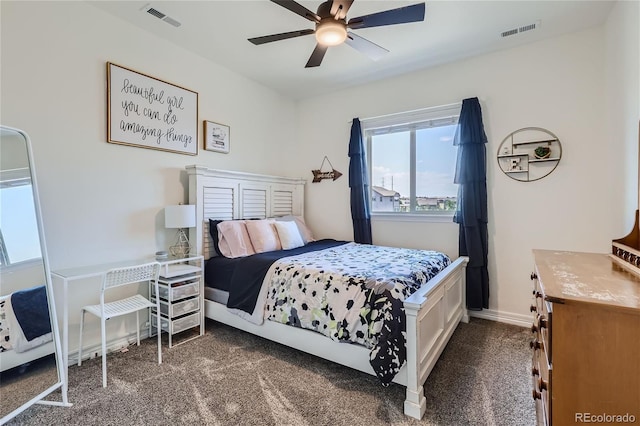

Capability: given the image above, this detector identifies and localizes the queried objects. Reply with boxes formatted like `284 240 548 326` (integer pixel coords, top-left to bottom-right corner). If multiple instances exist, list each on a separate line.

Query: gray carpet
9 317 535 425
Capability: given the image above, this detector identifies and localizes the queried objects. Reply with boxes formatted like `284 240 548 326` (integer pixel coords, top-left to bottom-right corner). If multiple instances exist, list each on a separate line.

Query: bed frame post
403 304 427 419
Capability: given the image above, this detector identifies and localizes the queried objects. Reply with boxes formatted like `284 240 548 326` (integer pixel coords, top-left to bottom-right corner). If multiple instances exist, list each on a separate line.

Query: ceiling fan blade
348 2 425 30
330 0 355 20
345 32 389 61
271 0 320 23
248 29 315 45
305 44 329 68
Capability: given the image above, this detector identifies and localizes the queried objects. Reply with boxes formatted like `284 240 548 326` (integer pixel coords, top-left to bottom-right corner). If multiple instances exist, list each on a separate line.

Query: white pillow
217 221 255 258
245 219 282 253
274 220 305 250
275 215 315 244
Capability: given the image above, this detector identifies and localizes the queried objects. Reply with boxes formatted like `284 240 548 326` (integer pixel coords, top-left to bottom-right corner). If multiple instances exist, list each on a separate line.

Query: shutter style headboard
186 165 306 259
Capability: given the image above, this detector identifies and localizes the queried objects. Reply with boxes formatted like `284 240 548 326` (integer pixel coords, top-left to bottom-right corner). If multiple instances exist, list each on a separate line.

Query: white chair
78 262 162 387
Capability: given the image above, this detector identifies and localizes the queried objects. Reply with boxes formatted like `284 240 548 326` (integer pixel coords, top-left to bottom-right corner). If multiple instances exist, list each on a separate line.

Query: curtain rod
348 102 462 124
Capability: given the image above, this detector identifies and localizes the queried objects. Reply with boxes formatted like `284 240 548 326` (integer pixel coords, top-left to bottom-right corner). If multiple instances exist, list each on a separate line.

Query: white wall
606 0 640 235
1 1 297 354
1 1 297 269
296 27 618 322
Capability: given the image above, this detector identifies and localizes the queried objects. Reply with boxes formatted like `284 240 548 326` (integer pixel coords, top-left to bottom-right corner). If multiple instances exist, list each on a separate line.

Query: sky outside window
371 125 458 199
0 185 41 263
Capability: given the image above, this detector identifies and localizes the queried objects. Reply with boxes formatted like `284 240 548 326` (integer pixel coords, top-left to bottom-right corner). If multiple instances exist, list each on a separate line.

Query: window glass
0 185 41 265
371 132 409 212
363 104 460 215
415 125 458 212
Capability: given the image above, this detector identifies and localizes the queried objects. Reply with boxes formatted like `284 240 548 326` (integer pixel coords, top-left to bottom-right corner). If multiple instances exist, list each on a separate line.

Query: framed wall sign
107 62 199 155
204 120 230 153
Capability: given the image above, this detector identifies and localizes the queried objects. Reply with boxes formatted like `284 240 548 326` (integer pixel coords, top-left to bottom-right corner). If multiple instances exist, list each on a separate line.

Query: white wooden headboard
186 165 306 259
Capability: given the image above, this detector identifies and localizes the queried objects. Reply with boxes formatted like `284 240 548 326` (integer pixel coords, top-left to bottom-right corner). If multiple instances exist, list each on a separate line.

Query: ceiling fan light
315 21 347 46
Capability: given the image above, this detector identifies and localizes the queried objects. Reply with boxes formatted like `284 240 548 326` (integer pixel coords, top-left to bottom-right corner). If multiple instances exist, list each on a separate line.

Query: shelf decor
107 62 198 155
496 127 562 182
534 146 551 159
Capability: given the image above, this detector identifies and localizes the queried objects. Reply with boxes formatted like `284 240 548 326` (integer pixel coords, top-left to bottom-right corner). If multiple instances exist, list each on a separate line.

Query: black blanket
11 285 51 341
205 239 347 314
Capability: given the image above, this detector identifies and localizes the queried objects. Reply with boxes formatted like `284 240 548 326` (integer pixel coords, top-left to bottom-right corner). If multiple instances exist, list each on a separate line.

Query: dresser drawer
532 310 552 363
532 345 552 426
152 278 200 302
540 301 552 362
152 296 199 318
152 311 200 335
538 344 551 422
531 271 552 363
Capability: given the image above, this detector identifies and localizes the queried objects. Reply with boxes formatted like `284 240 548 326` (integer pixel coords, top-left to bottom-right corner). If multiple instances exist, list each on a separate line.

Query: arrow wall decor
311 156 343 183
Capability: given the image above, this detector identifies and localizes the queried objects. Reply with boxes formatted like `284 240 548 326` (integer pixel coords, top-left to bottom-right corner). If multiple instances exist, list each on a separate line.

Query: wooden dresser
530 249 640 426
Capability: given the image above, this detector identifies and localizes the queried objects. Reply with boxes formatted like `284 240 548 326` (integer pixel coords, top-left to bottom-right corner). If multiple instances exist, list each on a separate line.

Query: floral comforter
262 242 451 384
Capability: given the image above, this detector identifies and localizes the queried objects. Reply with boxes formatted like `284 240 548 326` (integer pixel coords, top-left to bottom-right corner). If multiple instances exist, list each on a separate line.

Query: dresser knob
531 367 539 376
532 389 542 400
530 272 538 280
539 378 548 391
539 317 547 329
530 305 537 312
529 340 541 350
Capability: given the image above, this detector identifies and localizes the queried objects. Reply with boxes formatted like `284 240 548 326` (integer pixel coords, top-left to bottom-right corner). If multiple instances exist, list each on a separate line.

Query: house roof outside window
372 186 399 197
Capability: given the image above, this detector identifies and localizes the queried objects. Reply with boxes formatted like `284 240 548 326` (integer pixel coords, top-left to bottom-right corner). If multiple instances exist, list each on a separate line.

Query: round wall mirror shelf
497 127 562 182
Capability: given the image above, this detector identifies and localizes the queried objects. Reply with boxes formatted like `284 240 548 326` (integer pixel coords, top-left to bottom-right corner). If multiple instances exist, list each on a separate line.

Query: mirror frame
0 125 69 425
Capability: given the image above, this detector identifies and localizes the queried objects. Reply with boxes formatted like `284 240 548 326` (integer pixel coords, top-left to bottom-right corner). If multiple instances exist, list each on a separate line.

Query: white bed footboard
402 256 468 419
0 341 55 373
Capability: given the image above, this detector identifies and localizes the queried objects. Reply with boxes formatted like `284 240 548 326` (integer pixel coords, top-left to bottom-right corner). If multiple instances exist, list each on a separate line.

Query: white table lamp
165 204 196 257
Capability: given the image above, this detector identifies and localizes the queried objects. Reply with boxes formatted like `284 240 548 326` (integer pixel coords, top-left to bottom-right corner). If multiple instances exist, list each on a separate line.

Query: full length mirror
0 126 67 423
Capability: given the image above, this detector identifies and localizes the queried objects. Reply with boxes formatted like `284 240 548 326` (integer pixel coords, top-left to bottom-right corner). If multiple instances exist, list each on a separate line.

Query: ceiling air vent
162 16 181 28
501 20 541 38
146 7 165 19
140 4 182 28
501 28 518 38
519 23 537 33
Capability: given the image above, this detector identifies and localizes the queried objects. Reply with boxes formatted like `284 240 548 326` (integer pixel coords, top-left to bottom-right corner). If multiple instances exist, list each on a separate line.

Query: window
0 170 41 266
363 104 460 216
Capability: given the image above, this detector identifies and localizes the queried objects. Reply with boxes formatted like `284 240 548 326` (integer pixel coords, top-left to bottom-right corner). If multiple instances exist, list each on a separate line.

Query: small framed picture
204 120 230 153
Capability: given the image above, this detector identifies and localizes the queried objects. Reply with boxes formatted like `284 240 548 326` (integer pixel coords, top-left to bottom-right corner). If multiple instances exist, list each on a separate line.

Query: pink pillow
245 219 281 253
217 221 255 258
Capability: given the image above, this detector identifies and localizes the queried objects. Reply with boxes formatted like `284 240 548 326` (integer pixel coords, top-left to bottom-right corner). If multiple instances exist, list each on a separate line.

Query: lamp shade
315 21 347 46
164 205 196 228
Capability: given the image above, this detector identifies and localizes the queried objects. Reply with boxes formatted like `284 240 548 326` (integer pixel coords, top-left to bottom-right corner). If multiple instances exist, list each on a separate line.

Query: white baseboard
68 330 152 366
469 309 531 328
68 311 530 365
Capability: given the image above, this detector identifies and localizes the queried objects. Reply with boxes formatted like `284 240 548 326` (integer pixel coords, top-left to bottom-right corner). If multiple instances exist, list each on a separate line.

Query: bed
0 285 55 372
187 165 469 419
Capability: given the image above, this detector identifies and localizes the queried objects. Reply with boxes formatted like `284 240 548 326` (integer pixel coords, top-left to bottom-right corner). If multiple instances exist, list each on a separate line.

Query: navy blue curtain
348 118 372 244
453 97 489 310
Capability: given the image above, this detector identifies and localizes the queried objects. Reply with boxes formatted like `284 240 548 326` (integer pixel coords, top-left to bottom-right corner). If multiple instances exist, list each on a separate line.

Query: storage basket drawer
152 297 199 318
152 278 200 302
152 312 200 335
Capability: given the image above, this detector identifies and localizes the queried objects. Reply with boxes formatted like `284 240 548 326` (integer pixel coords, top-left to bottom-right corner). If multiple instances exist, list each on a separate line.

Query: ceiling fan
248 0 426 68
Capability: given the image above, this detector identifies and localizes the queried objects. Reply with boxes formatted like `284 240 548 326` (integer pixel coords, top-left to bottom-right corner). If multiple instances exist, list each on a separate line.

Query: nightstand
150 255 204 348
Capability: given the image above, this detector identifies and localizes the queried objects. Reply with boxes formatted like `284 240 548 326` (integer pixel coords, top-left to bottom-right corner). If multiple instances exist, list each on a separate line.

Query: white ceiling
89 0 615 100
